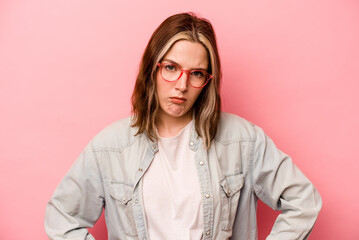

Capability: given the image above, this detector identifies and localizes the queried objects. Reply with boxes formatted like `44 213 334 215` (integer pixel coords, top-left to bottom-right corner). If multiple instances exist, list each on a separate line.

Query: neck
156 111 193 138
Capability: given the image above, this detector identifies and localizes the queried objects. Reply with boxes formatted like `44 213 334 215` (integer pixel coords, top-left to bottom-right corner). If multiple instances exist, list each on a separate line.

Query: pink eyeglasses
157 62 213 88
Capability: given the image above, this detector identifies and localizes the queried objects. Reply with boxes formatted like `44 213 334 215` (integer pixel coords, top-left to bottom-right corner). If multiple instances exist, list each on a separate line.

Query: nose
175 72 189 91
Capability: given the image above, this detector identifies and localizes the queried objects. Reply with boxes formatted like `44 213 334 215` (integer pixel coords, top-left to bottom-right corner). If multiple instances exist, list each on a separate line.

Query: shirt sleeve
252 126 322 240
44 141 105 240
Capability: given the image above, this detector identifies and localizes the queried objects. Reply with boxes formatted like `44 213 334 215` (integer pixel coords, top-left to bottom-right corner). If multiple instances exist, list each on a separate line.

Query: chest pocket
110 182 138 237
219 172 244 231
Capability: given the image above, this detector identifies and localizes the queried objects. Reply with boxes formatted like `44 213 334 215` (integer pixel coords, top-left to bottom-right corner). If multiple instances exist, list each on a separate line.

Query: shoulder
90 116 140 151
215 112 262 143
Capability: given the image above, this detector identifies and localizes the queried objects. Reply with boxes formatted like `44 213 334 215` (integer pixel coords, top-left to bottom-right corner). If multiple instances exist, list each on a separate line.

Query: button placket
191 131 213 240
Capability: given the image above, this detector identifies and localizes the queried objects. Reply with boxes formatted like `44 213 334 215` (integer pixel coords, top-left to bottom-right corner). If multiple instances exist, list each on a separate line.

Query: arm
252 126 322 240
45 141 104 240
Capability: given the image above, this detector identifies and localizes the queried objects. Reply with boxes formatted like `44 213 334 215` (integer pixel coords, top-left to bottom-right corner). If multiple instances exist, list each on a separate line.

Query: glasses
157 62 213 88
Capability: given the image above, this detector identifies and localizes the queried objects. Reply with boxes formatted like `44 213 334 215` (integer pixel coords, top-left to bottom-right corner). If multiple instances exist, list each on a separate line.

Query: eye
164 64 177 72
191 70 205 78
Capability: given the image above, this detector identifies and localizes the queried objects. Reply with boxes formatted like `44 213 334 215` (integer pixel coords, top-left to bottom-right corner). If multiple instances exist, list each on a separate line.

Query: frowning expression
156 40 209 121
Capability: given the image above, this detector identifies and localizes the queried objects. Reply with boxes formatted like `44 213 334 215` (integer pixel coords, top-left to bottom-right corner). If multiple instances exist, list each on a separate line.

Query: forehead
163 40 209 69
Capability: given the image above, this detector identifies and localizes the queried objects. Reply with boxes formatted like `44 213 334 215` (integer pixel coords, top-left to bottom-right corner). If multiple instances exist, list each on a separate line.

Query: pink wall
0 0 358 239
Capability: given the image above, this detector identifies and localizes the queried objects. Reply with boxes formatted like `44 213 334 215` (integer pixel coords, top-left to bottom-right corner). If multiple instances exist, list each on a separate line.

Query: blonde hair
131 12 221 148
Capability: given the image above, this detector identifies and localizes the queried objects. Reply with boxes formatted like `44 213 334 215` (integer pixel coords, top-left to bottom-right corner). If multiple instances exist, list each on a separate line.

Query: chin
164 109 190 119
171 110 192 119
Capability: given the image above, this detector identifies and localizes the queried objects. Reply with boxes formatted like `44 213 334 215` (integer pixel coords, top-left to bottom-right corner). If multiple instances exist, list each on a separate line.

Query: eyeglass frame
156 62 213 88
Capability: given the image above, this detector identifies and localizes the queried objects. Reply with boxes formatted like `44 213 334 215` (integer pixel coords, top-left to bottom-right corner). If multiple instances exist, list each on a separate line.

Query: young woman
45 13 322 240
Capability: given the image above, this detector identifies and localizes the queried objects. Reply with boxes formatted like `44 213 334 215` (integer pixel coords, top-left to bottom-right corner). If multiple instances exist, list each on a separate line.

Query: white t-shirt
142 121 203 240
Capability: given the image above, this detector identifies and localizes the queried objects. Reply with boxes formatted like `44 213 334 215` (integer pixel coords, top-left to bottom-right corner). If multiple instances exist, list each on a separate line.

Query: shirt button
205 193 210 198
121 197 126 203
138 168 143 172
206 230 210 235
189 141 194 146
199 161 204 165
153 145 157 150
134 199 139 204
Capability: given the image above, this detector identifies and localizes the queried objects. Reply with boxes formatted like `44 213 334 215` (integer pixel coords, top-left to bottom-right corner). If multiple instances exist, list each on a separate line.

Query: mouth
170 97 187 104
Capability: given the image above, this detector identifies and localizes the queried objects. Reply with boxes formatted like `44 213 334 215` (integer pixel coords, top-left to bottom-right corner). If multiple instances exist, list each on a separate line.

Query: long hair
131 12 221 149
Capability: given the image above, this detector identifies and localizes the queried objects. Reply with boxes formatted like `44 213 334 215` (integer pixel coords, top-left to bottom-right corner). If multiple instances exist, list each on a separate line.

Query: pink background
1 0 358 239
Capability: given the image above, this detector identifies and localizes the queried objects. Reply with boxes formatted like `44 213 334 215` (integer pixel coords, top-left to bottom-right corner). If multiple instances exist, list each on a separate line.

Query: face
156 40 209 123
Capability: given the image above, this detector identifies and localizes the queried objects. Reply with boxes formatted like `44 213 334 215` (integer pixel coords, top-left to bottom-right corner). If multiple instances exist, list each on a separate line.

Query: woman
45 13 322 240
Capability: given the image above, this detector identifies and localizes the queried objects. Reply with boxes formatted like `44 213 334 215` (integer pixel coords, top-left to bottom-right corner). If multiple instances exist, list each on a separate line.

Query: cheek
190 89 203 103
156 74 169 98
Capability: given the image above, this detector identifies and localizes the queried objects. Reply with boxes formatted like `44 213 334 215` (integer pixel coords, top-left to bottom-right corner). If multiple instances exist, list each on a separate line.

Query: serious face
156 40 209 122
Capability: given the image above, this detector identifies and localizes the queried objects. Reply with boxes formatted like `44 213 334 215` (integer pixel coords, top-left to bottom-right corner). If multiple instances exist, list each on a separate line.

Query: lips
170 97 187 104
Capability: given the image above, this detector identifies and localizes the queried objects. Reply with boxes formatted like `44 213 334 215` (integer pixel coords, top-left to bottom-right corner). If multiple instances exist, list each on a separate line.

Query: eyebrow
161 58 208 71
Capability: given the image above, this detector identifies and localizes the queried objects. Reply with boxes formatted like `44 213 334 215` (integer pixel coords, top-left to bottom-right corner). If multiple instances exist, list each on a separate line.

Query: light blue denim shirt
45 112 322 240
